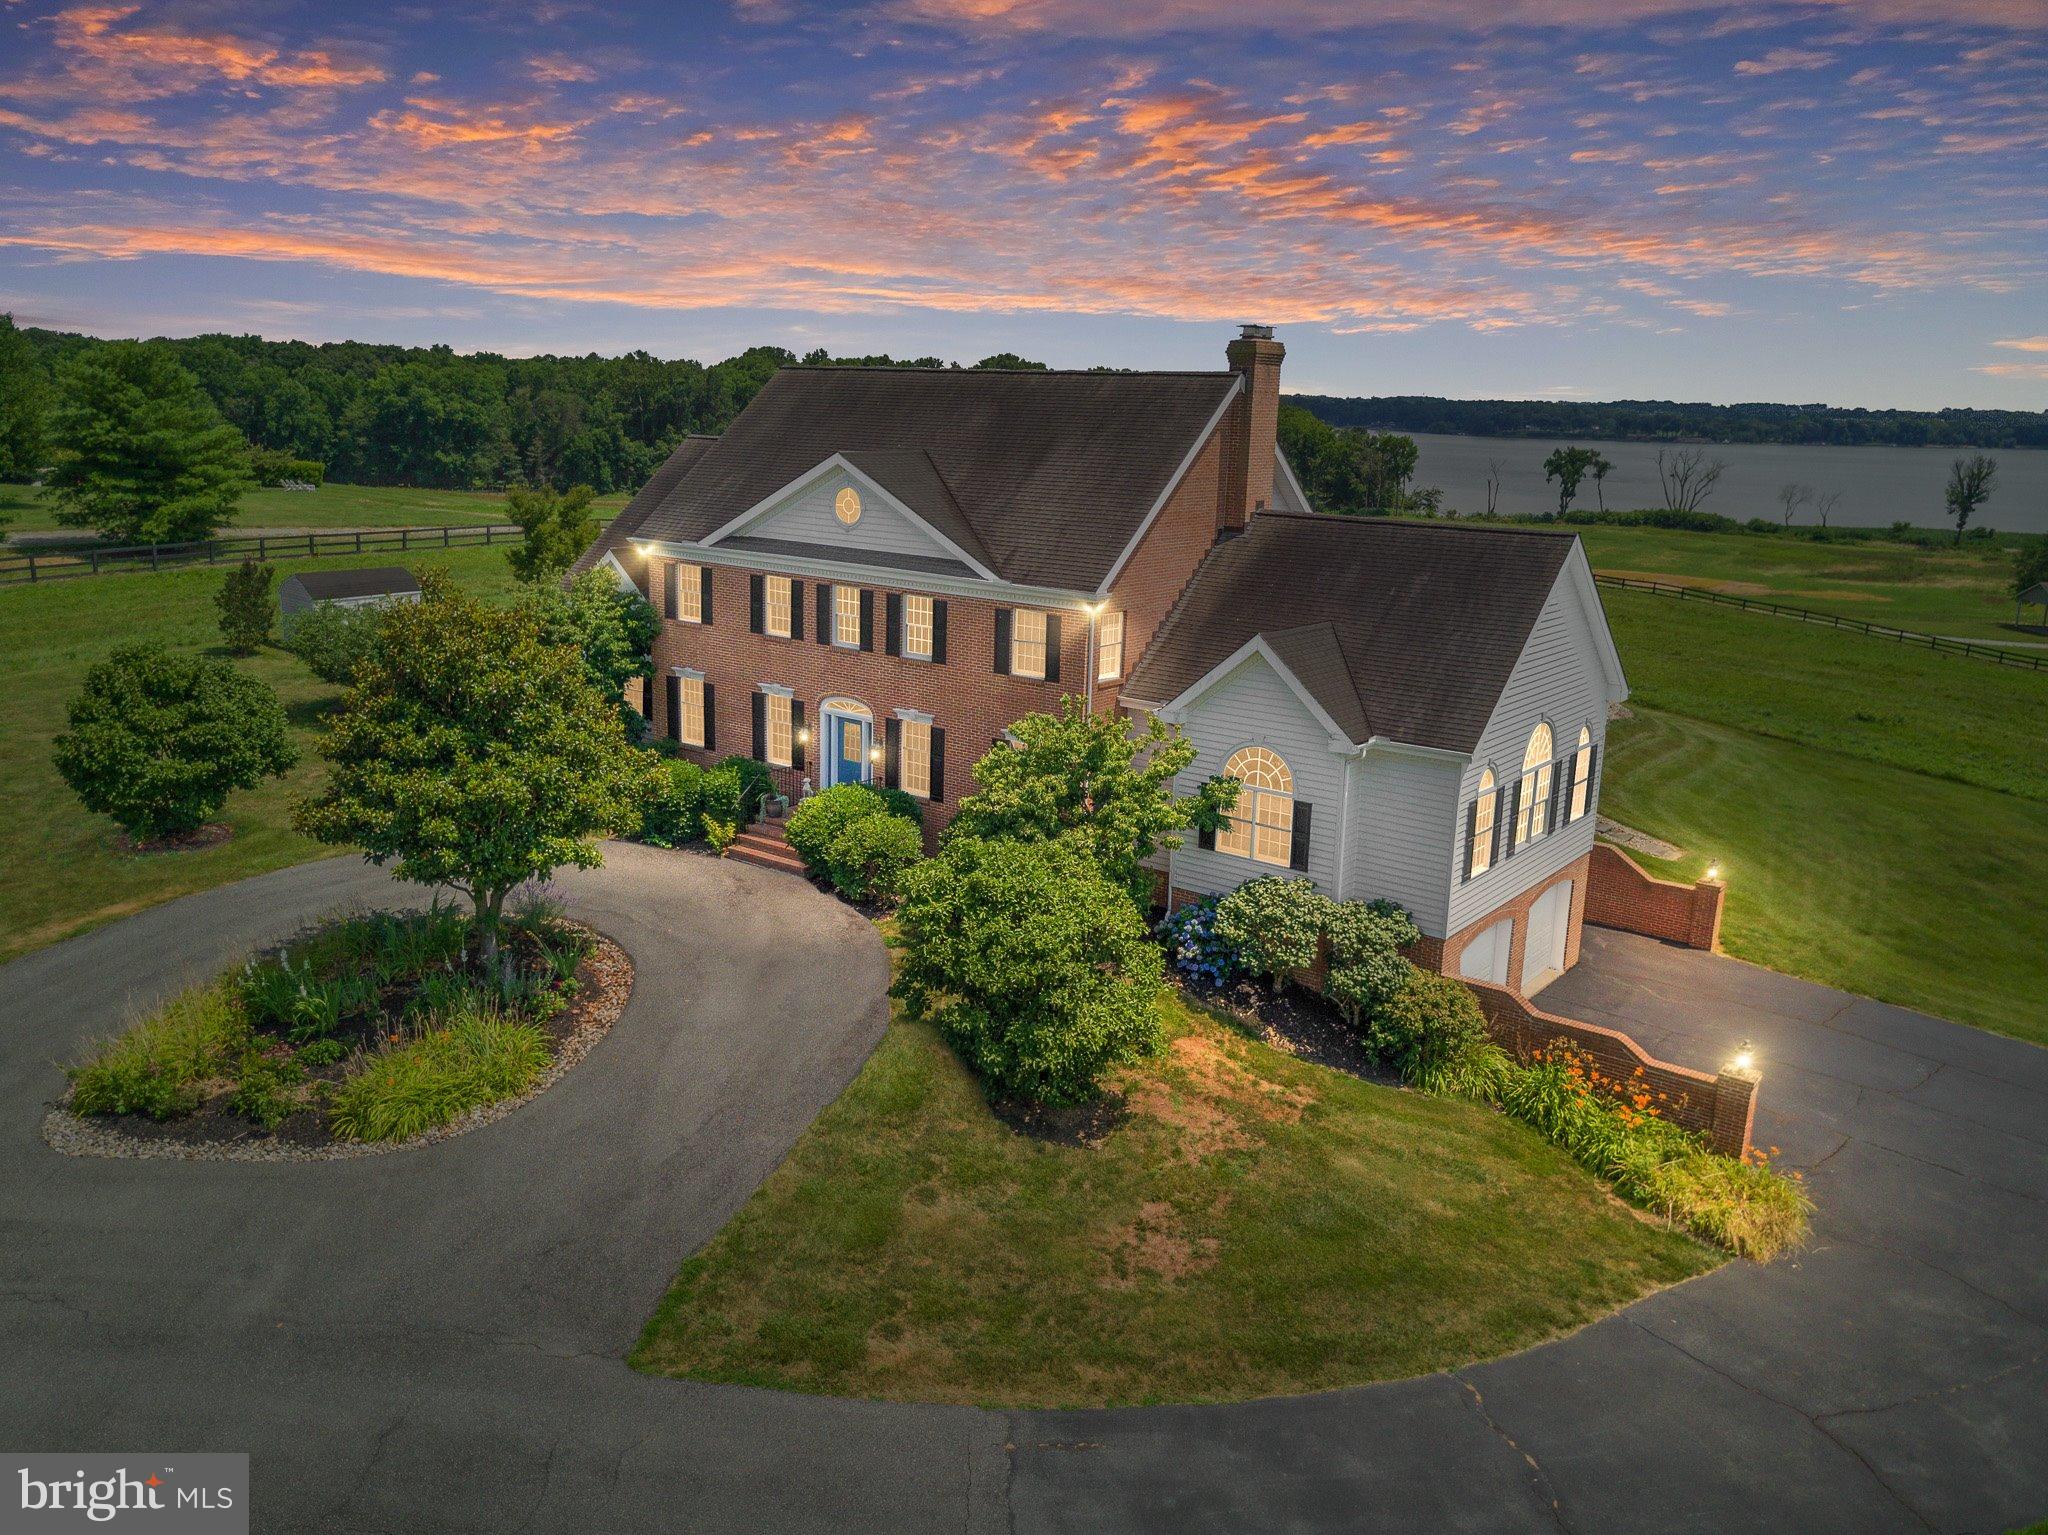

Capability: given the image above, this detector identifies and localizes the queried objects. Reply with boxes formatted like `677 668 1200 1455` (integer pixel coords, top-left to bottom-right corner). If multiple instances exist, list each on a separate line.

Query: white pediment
699 454 993 578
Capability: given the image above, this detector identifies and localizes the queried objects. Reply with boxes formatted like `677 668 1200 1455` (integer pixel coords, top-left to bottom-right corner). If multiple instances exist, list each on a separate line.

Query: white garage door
1458 917 1514 987
1521 880 1573 995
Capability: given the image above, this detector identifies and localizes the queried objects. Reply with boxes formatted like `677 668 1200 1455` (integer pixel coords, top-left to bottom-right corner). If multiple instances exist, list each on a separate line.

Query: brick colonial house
575 326 1627 996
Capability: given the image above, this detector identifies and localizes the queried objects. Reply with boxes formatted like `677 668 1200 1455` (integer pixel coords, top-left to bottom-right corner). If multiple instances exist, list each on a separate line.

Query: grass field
0 545 519 965
1602 587 2048 802
1574 524 2034 643
632 990 1714 1407
1601 708 2048 1044
1 481 628 538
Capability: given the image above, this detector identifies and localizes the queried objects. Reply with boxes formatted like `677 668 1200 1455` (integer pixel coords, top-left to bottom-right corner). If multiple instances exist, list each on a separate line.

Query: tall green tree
505 482 599 583
0 313 47 486
946 698 1236 907
214 558 276 655
44 342 252 543
1543 446 1602 515
55 643 295 842
295 580 658 961
1945 454 1997 545
522 568 658 717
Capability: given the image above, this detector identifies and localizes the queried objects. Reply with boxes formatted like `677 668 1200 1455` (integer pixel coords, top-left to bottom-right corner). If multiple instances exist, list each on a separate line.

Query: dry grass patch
631 992 1718 1408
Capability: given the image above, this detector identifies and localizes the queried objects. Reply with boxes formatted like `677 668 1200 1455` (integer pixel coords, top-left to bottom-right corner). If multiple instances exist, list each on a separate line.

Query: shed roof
1123 512 1579 753
283 566 420 600
2020 582 2048 606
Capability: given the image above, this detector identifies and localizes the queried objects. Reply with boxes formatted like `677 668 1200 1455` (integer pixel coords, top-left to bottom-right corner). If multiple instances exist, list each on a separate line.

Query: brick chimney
1222 323 1284 536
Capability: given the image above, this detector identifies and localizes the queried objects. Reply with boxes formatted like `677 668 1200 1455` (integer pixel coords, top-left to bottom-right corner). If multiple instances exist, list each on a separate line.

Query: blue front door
831 714 869 786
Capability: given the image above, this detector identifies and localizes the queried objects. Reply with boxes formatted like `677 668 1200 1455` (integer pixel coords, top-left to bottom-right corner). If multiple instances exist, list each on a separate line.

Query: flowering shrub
1157 896 1245 988
1213 877 1326 986
1322 899 1419 1026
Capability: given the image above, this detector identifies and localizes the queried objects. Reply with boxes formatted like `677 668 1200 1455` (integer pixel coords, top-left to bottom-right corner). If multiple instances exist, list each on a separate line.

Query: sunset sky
1 0 2042 408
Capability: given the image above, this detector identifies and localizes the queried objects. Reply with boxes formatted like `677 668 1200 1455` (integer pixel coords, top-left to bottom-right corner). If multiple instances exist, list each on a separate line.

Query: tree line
1293 392 2048 451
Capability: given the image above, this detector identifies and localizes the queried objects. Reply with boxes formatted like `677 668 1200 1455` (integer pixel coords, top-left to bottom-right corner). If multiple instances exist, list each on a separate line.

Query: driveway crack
1457 1378 1575 1535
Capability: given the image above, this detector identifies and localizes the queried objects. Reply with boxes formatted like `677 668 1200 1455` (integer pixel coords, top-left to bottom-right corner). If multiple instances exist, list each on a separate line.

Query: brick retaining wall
1585 843 1723 950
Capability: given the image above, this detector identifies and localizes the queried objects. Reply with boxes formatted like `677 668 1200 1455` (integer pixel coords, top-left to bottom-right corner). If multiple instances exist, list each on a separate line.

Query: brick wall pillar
1710 1066 1759 1159
1688 879 1726 951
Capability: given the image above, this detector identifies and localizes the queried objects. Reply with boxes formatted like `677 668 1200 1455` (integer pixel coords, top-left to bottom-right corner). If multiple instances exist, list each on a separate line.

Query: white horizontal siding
1166 653 1344 898
1345 749 1461 936
749 475 945 561
1446 567 1614 935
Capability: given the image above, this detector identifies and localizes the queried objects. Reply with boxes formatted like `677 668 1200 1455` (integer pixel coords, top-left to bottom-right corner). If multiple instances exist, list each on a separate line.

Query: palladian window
1215 746 1294 867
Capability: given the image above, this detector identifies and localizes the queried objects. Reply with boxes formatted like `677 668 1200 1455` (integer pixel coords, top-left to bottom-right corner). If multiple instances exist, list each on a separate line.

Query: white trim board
1149 635 1356 750
628 537 1097 612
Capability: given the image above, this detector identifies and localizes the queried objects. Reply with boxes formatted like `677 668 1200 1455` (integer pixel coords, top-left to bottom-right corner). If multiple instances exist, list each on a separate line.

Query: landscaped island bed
631 987 1720 1409
50 903 630 1159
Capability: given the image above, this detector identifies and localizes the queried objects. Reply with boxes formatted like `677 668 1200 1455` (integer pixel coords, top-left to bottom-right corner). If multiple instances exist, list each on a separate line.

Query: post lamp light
1705 861 1723 882
1730 1039 1756 1075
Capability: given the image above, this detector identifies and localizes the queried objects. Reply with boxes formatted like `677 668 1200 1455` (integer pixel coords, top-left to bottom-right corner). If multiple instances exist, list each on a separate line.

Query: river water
1402 432 2048 534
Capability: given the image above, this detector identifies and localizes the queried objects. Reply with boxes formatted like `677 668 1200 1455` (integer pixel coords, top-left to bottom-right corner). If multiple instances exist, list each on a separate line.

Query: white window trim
1470 767 1497 878
833 584 863 649
765 691 794 767
1011 608 1048 680
677 674 706 748
1515 722 1556 849
673 561 704 624
1216 746 1295 869
763 574 793 639
893 706 934 724
900 716 934 800
902 593 935 662
1096 610 1124 682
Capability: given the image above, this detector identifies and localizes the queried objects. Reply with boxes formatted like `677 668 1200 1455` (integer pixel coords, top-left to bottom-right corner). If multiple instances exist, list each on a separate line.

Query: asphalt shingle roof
566 433 718 588
629 366 1243 590
283 567 420 601
1123 512 1579 753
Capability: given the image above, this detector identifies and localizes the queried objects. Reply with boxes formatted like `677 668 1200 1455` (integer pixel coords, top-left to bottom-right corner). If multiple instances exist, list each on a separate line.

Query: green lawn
1602 587 2048 802
1602 708 2048 1044
1 481 627 537
0 545 520 965
631 990 1715 1407
1574 524 2033 643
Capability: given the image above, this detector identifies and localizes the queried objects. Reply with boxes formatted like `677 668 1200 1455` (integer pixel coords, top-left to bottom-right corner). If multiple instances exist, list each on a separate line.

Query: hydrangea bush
1157 896 1245 988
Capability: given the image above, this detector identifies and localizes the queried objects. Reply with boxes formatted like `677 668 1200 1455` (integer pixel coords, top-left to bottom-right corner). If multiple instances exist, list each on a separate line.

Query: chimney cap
1238 323 1275 340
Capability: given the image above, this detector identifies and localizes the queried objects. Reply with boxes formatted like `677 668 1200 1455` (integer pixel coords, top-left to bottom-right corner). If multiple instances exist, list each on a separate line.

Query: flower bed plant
60 902 625 1151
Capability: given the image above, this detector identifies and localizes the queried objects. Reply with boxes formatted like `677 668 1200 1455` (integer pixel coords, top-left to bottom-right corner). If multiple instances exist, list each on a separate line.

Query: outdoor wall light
869 745 883 763
1705 862 1722 881
796 728 810 746
1731 1040 1755 1073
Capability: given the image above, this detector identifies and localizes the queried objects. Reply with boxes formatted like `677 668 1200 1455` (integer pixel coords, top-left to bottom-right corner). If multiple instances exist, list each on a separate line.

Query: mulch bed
114 822 234 855
43 927 633 1164
990 1091 1131 1148
1176 974 1399 1089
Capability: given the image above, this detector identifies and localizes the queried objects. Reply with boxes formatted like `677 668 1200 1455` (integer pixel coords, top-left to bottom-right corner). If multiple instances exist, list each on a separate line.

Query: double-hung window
765 692 793 766
1011 609 1048 679
764 576 793 638
1568 727 1593 822
834 584 862 648
903 594 934 660
677 675 706 747
1097 611 1124 681
900 718 932 798
668 562 703 624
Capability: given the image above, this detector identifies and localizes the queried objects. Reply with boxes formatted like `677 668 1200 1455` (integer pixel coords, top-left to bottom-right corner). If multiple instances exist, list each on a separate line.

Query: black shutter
791 700 806 772
1548 756 1568 836
1461 797 1480 882
662 563 678 622
1500 779 1521 860
932 600 948 664
1044 613 1062 683
885 593 902 657
664 675 681 744
1493 784 1511 866
751 690 766 760
929 726 945 803
791 581 805 640
885 717 902 789
748 574 764 634
858 588 875 652
1289 802 1313 871
699 565 714 625
994 609 1012 674
640 673 653 718
816 583 832 646
702 683 716 750
1197 822 1216 851
1582 743 1599 821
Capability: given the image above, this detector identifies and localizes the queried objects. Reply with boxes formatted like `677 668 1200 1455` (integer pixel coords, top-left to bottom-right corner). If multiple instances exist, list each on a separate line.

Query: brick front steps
724 822 808 878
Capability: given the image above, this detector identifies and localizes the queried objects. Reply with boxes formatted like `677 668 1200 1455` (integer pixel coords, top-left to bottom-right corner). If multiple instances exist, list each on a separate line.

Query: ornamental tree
295 582 659 962
946 698 1236 907
521 568 657 721
55 643 295 841
44 342 252 543
214 558 275 655
893 835 1164 1105
505 482 599 583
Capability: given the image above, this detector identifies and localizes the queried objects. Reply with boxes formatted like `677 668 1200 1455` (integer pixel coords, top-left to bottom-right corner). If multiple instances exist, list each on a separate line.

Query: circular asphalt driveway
3 851 2043 1534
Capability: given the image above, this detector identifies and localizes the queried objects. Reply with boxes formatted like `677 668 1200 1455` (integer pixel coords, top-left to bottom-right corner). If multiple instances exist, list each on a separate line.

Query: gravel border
42 930 633 1164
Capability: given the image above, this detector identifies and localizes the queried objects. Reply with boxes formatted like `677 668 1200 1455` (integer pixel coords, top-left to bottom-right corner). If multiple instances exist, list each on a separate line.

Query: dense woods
1293 393 2047 451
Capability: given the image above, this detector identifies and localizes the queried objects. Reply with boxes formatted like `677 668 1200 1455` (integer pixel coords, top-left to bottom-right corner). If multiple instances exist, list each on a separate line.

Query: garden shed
2018 581 2048 630
279 567 422 629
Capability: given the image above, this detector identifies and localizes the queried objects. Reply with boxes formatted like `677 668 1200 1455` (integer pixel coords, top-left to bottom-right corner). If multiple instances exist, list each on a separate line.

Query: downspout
1333 741 1365 898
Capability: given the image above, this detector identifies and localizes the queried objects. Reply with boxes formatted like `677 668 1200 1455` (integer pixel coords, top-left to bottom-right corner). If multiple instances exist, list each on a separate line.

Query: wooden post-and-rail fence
0 523 519 587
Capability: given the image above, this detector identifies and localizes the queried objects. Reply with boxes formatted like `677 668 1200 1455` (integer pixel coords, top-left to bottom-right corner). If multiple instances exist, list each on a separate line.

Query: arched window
1216 746 1295 867
1468 768 1497 878
1568 726 1593 822
1515 722 1554 848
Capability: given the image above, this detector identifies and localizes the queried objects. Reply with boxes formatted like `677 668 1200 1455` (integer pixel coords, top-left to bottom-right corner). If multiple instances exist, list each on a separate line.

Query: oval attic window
834 487 862 526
